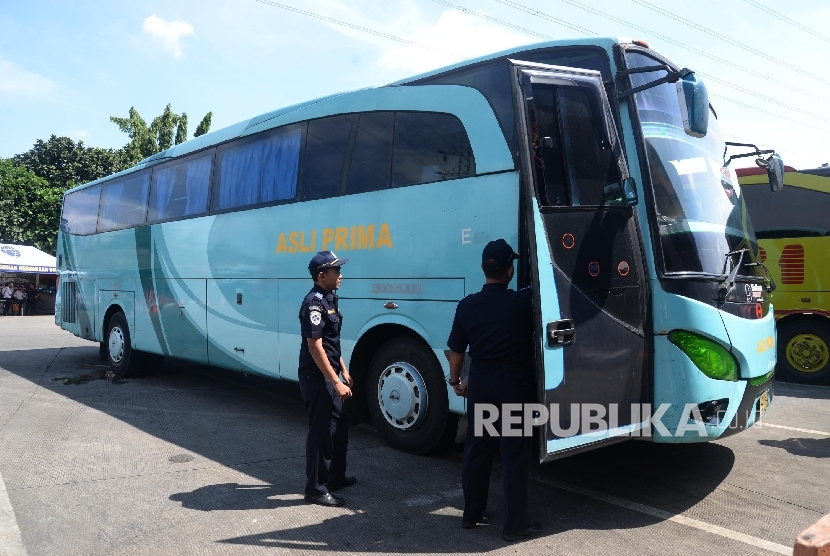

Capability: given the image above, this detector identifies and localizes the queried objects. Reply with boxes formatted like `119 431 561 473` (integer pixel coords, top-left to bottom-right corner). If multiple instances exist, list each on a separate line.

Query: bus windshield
626 52 758 276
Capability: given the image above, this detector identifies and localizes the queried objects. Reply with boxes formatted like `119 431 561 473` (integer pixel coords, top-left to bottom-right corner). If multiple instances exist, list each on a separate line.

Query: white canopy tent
0 244 56 274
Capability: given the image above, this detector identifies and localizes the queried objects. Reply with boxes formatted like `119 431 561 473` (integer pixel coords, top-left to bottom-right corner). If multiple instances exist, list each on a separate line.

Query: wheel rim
108 325 125 364
785 333 829 373
377 361 428 430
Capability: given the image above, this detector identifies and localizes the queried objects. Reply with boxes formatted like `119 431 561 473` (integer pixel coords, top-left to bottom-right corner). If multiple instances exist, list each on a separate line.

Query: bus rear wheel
367 338 457 454
777 319 830 385
105 312 145 378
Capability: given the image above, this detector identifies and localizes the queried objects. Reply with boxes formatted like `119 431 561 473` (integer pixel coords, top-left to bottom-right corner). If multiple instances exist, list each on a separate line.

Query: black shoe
462 514 488 529
502 521 541 542
304 493 345 507
328 476 357 492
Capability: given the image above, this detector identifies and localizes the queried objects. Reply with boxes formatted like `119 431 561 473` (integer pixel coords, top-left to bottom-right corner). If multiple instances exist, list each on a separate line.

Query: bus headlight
669 330 738 381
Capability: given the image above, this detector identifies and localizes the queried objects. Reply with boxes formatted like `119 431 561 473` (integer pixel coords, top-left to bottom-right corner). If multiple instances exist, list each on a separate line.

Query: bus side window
97 173 150 232
214 125 302 211
304 114 355 200
149 153 212 222
391 112 475 187
556 86 621 206
529 86 569 206
61 186 102 236
345 112 394 194
532 84 621 207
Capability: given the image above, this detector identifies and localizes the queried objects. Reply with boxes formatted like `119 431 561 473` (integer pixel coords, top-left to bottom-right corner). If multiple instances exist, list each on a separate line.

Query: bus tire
777 319 830 385
105 312 144 378
367 337 456 455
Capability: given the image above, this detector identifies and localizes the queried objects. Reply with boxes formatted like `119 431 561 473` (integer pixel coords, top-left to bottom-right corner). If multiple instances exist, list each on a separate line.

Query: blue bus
56 38 779 461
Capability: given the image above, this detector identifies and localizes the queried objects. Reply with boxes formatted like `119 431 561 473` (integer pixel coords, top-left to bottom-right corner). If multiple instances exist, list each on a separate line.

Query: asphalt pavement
0 316 828 555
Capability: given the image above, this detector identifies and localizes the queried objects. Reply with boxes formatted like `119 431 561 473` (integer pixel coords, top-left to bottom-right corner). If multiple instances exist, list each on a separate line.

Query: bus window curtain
98 181 126 231
99 175 149 231
151 167 177 221
260 128 300 203
217 127 301 210
184 156 211 216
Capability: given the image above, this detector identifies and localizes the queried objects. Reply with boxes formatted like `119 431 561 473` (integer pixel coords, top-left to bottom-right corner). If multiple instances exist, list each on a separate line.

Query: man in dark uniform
447 239 541 542
298 251 357 507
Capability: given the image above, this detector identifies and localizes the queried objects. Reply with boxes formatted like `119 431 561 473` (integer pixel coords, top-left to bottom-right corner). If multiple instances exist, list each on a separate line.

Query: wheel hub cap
109 326 125 364
786 333 829 373
378 362 428 430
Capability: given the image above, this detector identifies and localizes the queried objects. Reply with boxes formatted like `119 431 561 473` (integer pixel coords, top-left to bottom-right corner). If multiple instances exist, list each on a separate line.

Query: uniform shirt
447 284 533 364
298 284 343 381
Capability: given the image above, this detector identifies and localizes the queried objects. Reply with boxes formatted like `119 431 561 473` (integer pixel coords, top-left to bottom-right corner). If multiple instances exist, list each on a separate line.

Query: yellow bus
738 166 830 384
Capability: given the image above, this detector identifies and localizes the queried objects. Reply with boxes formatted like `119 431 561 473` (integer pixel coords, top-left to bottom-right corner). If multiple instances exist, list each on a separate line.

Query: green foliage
194 111 213 138
6 104 213 255
0 159 63 253
175 113 188 146
110 105 212 161
13 135 132 190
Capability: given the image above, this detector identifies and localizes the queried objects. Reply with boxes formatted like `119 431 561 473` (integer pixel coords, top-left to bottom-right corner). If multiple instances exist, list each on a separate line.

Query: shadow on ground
759 437 830 458
0 343 740 552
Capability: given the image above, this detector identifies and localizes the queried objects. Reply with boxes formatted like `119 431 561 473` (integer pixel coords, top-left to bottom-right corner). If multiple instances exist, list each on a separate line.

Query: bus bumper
652 335 775 442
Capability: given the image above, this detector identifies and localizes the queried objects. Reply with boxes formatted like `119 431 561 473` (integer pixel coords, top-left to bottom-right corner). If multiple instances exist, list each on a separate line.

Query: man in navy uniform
447 239 541 542
298 251 357 507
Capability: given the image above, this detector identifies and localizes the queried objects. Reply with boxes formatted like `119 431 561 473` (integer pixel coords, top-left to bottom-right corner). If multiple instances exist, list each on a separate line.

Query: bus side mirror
603 178 638 207
676 73 709 138
758 153 785 193
622 177 639 207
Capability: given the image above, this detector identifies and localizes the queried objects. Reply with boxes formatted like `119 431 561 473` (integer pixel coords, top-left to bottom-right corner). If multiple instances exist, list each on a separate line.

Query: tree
194 111 213 137
110 105 212 161
5 104 214 254
0 159 62 253
13 136 132 190
175 113 188 146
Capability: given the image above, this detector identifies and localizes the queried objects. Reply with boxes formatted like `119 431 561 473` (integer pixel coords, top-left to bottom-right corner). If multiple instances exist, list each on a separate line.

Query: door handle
547 319 575 347
234 347 245 353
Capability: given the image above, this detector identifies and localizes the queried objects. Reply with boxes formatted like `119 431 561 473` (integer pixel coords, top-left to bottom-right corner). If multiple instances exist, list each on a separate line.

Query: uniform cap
482 239 519 267
308 251 349 276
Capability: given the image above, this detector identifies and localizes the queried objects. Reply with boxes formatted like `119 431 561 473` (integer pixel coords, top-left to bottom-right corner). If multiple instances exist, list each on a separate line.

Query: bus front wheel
366 338 457 454
105 312 144 378
777 319 830 385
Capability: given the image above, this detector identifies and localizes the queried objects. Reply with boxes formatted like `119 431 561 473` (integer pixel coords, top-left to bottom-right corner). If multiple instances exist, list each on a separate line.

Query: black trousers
298 377 349 496
462 365 533 535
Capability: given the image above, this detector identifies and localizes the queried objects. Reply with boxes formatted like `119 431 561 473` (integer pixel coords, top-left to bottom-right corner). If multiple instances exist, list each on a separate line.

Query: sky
1 0 828 170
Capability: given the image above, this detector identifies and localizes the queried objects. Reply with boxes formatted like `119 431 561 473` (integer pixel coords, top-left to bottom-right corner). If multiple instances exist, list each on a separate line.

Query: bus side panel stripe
135 226 170 355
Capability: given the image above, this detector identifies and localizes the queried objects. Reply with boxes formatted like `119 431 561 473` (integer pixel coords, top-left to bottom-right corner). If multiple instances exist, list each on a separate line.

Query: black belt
472 359 529 368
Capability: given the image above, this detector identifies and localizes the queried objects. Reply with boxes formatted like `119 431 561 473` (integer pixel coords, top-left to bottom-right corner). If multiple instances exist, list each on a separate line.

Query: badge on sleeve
309 308 322 326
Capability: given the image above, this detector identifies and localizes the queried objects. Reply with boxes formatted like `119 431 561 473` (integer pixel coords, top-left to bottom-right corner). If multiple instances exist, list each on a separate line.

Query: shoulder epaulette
314 292 323 299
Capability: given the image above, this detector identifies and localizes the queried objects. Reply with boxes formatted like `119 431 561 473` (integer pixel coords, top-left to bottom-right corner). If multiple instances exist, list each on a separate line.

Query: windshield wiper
744 261 777 293
656 213 681 227
717 248 748 301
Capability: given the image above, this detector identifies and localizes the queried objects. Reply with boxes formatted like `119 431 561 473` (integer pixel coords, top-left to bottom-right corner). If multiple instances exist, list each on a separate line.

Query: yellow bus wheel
777 319 830 385
785 334 829 373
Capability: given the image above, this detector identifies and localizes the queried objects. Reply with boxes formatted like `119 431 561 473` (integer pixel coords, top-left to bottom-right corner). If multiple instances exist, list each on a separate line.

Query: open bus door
510 60 651 461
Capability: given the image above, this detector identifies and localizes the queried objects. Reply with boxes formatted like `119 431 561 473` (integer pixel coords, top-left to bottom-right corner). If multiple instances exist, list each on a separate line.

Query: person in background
12 286 24 316
2 282 12 316
26 283 38 315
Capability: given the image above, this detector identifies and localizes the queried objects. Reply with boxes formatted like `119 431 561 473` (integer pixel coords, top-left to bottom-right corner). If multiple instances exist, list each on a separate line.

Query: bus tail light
669 330 738 381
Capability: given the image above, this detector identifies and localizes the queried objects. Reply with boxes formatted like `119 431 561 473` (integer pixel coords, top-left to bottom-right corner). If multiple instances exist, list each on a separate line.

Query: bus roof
67 37 627 194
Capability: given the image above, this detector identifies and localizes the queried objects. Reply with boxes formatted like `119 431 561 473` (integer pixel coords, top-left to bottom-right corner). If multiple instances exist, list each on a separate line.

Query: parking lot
1 316 828 555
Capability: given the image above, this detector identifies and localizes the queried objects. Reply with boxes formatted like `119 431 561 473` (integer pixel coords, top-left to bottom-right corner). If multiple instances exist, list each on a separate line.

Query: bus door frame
510 59 652 462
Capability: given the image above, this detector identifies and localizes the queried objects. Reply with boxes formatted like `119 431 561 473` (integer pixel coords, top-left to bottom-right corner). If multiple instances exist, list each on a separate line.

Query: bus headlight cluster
669 330 738 381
